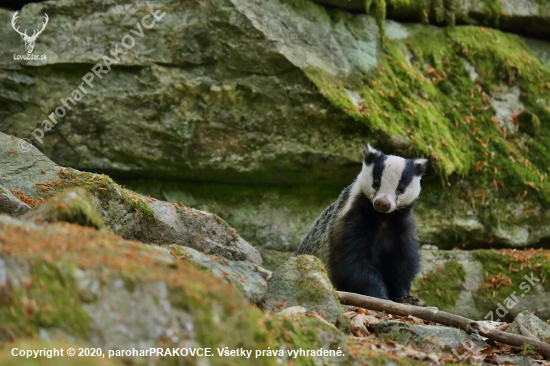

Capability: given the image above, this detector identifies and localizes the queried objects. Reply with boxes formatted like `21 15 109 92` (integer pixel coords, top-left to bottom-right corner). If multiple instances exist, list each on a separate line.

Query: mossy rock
413 248 550 321
258 248 295 271
413 260 466 309
373 320 485 352
263 255 350 332
507 310 550 342
23 187 105 230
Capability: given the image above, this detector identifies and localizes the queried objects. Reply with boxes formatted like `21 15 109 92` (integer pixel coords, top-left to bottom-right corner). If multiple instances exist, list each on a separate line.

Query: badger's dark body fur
296 146 425 302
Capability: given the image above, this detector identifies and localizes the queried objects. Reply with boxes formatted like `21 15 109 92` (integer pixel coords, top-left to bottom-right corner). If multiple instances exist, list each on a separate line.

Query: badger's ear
363 144 380 165
414 158 428 176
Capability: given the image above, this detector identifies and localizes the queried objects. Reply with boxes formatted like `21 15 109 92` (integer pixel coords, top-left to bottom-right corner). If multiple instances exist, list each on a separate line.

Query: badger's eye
372 181 381 190
396 185 405 194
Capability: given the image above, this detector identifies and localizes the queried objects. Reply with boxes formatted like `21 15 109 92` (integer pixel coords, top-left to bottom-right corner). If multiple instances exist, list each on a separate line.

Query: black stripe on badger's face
370 154 387 192
360 145 427 213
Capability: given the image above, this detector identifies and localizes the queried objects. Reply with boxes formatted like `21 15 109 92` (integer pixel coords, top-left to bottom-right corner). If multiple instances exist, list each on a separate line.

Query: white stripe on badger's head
359 145 427 213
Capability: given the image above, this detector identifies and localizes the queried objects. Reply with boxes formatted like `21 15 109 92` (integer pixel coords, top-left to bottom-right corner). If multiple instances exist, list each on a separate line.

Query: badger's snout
373 197 392 213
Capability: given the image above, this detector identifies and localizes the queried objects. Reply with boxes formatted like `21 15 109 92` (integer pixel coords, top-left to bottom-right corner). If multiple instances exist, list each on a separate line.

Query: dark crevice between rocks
102 170 353 188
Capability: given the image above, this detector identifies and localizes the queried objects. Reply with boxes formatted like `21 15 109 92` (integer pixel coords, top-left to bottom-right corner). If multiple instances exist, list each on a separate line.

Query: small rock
374 321 486 352
507 311 550 342
23 187 105 230
275 306 307 316
496 355 538 366
0 185 31 216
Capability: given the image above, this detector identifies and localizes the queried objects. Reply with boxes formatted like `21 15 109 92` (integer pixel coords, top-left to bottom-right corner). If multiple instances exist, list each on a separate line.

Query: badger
296 145 427 303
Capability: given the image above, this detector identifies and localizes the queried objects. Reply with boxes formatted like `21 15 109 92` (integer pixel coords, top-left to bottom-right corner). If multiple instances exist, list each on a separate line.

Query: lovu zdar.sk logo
12 11 48 60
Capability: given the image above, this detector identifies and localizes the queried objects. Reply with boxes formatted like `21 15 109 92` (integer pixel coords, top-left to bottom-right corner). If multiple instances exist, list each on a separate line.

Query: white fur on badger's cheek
358 163 375 199
397 176 421 207
374 155 405 212
340 163 373 218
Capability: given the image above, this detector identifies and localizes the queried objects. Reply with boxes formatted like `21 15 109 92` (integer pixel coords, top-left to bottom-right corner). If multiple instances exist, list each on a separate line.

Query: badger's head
358 145 427 213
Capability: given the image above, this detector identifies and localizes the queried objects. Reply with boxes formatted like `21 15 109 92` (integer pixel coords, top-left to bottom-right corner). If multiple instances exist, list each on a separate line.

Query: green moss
0 260 92 344
366 0 388 41
413 261 466 309
36 169 157 226
473 250 550 311
28 188 106 230
479 0 503 26
304 25 550 207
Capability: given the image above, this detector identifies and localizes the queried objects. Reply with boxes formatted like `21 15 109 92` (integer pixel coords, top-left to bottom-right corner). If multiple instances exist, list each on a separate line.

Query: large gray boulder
0 0 371 186
0 132 261 263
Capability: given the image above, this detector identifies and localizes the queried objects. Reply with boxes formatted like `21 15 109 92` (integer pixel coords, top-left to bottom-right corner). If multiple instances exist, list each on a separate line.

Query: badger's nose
373 198 391 213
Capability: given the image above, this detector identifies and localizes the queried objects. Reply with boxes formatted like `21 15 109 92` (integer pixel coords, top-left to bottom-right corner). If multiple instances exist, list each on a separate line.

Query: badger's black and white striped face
358 145 427 213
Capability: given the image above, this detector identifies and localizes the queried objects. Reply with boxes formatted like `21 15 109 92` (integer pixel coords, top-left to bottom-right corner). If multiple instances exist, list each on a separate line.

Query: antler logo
11 11 48 54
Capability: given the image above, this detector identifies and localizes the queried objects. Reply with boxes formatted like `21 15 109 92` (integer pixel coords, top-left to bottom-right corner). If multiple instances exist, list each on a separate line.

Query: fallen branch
337 291 550 358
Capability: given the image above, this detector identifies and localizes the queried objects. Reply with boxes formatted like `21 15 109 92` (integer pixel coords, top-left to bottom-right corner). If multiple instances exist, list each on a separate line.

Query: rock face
413 248 550 321
263 255 350 331
2 0 550 249
0 133 261 263
0 0 368 186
